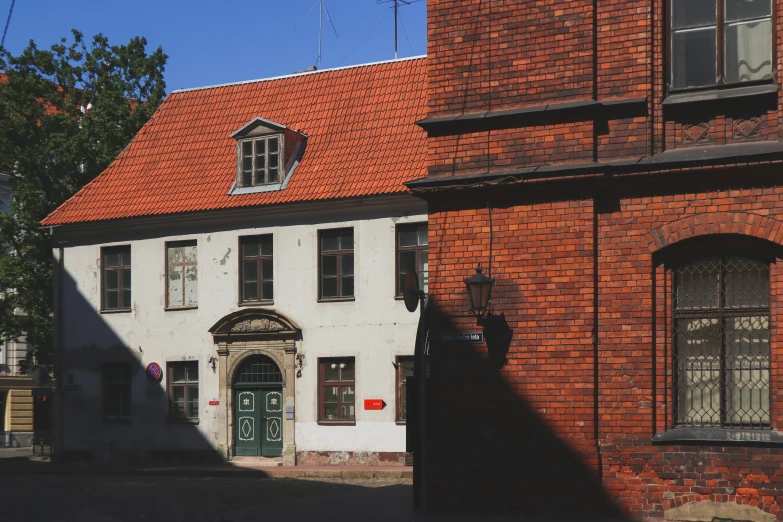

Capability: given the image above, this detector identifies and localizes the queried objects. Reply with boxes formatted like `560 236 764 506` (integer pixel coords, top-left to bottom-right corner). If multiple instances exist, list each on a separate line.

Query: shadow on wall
422 304 628 520
55 267 237 469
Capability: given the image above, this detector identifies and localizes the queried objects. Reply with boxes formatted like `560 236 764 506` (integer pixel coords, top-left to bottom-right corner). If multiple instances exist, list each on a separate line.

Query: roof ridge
169 55 427 95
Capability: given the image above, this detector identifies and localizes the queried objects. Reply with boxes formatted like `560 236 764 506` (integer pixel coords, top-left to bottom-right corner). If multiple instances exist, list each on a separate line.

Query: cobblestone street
0 465 410 522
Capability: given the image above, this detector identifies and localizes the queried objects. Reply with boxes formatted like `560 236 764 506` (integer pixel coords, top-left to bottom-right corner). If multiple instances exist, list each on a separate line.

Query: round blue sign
146 362 162 381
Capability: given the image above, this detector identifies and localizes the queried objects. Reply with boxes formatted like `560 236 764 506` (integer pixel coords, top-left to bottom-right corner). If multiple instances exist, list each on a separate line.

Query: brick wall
422 173 783 520
422 1 783 519
425 0 783 177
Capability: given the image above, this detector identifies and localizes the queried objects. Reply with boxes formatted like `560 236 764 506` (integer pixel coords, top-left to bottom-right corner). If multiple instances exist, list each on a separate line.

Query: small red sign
364 399 385 410
146 362 162 381
208 400 220 406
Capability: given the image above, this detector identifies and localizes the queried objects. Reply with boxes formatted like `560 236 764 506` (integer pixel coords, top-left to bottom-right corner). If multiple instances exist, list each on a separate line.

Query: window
102 246 131 311
166 241 198 309
396 223 428 296
396 357 414 422
168 362 198 421
102 363 131 421
319 358 355 422
673 256 770 428
319 228 354 300
235 355 282 384
670 0 773 89
238 135 282 187
240 235 273 303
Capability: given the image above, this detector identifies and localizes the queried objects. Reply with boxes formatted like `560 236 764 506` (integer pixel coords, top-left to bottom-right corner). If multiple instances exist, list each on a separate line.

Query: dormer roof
230 117 290 138
41 56 427 227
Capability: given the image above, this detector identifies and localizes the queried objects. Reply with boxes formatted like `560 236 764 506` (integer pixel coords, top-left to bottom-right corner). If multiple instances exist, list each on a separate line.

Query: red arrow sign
364 399 385 410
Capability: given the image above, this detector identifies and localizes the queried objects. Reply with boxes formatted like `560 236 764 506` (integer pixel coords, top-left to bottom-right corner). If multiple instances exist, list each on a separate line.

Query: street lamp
464 265 494 324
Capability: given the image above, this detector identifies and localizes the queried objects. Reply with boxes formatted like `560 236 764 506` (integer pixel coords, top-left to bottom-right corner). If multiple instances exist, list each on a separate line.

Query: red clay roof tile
41 57 427 226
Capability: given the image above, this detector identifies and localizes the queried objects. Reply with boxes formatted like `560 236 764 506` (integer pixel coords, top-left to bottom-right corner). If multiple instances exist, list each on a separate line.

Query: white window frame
237 135 284 188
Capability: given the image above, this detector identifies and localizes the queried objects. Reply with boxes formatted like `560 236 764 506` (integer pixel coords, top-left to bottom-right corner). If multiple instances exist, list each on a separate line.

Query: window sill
164 306 198 312
238 300 274 307
652 427 783 446
317 297 356 303
100 308 132 314
317 420 356 426
229 182 285 195
663 83 778 107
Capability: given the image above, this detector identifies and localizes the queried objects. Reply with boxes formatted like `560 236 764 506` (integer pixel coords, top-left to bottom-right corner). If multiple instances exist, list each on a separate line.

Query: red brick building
408 0 783 520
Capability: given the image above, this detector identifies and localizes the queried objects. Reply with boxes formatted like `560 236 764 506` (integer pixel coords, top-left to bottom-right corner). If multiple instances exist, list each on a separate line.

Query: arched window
673 256 770 428
234 355 283 385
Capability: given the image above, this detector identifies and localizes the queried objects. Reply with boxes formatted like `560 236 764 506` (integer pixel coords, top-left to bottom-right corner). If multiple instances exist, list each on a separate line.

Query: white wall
59 201 425 457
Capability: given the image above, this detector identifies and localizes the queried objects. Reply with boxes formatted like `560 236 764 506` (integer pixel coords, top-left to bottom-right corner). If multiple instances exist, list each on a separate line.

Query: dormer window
239 135 282 187
230 118 307 195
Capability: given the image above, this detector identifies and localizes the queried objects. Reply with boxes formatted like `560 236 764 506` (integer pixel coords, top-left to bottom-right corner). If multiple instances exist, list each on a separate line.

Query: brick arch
644 212 783 253
663 495 779 522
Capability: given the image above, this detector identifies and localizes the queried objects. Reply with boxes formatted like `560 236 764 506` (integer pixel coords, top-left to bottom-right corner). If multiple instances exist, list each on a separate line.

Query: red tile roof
41 57 427 226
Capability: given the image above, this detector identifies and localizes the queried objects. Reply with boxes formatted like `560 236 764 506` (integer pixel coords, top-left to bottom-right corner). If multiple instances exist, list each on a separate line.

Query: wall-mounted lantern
464 265 494 325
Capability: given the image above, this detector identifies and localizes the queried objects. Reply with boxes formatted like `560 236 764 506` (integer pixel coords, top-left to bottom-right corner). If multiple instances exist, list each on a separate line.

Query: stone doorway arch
209 309 301 465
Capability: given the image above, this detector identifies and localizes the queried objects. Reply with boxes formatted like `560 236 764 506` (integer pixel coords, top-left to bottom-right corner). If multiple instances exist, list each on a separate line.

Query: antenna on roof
376 0 421 59
295 0 339 70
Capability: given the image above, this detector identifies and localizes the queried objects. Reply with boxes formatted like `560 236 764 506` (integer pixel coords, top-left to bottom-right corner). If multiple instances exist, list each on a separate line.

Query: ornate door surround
209 309 301 466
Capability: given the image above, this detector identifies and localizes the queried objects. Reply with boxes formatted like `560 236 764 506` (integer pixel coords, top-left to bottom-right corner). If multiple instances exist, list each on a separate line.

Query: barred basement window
673 256 770 428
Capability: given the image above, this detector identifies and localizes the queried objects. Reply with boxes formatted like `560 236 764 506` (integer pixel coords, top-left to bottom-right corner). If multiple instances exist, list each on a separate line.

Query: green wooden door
234 387 283 457
235 389 261 456
261 389 283 457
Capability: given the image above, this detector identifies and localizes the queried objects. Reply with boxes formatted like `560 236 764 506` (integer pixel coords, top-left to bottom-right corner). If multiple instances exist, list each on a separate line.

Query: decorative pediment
231 317 285 333
209 309 301 343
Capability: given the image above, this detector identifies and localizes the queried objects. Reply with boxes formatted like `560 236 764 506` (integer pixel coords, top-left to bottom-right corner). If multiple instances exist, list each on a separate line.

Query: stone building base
296 451 406 466
1 431 33 448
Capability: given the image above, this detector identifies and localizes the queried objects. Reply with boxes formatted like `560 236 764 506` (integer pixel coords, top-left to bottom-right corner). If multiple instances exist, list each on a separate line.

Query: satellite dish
30 366 50 387
403 270 420 313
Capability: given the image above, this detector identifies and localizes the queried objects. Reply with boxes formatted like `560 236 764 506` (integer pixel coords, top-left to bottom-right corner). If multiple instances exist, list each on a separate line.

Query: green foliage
0 30 167 372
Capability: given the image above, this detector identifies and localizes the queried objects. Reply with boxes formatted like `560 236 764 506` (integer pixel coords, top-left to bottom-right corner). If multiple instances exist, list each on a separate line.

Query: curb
265 469 412 480
1 463 412 480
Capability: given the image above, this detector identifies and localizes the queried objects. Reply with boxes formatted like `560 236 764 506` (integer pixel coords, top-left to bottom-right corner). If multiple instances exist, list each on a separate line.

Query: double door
234 387 283 457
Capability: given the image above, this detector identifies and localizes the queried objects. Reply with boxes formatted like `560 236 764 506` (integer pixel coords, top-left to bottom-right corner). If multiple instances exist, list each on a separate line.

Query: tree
0 30 167 372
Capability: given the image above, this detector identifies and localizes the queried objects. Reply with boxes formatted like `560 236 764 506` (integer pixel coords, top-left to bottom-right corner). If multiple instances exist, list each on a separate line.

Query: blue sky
1 0 427 92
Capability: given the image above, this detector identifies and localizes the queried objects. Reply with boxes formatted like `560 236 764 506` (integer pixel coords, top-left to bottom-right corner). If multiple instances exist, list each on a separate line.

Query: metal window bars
673 256 771 429
236 357 283 384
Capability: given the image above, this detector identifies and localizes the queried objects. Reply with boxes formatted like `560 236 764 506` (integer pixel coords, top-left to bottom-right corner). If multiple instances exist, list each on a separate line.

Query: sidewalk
220 484 588 522
0 448 411 479
221 484 417 522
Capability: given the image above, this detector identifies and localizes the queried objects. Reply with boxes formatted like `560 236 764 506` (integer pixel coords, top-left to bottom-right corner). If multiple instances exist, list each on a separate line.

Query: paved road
0 471 407 522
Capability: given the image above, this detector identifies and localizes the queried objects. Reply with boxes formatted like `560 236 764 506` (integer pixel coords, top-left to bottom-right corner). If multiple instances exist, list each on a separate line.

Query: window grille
235 356 283 384
673 256 770 428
